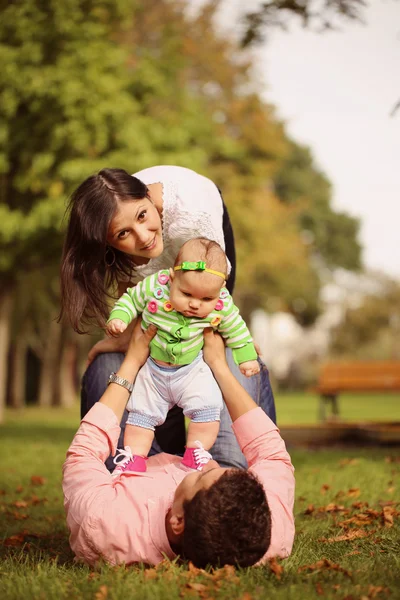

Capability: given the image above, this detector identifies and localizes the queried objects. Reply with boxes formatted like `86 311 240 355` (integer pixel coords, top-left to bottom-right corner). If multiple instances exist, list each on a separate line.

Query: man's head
168 464 271 568
169 238 228 319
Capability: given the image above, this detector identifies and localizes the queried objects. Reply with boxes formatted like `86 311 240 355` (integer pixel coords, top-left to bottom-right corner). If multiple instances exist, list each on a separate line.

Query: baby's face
169 271 223 318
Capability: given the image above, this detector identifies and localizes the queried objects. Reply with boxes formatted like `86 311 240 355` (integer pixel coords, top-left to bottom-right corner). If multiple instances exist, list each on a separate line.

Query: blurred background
1 0 399 423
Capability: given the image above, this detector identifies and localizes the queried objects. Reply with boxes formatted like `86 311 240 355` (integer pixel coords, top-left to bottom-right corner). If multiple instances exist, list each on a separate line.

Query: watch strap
107 371 134 394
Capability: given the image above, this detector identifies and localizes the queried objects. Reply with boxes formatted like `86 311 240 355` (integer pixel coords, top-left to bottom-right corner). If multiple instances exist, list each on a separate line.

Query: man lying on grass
62 323 295 568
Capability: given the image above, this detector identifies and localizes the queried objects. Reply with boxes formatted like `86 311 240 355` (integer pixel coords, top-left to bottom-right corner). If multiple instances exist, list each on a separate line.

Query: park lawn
0 406 399 599
275 391 400 425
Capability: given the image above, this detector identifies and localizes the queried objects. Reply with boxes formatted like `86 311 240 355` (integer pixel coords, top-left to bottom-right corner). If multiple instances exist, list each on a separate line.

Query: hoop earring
104 247 116 267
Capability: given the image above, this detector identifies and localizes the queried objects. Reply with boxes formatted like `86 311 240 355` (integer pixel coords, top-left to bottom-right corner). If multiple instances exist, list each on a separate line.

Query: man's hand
203 328 228 373
126 320 157 370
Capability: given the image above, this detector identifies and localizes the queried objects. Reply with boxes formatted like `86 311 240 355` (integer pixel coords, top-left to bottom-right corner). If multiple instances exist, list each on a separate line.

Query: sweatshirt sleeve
217 296 257 364
232 407 295 561
108 278 147 325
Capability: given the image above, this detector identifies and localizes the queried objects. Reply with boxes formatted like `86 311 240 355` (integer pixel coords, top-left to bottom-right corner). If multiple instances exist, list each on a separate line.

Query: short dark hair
59 168 149 333
182 469 271 568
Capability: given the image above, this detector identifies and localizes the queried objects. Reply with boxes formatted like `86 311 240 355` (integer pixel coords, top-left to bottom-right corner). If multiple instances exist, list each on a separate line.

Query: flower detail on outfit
182 441 213 471
147 300 158 314
157 272 169 285
163 300 173 312
154 287 164 300
214 299 224 311
219 288 229 299
211 315 222 327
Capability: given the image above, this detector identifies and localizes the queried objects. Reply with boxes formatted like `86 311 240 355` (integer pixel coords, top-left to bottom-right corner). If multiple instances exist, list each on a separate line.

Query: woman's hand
86 321 136 367
125 320 157 371
203 328 228 374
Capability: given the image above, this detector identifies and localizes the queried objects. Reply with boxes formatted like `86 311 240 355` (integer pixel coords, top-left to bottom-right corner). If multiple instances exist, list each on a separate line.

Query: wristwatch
107 372 134 394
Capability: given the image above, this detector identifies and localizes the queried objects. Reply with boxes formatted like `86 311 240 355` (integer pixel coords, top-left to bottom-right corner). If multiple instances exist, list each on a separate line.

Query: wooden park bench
315 361 400 422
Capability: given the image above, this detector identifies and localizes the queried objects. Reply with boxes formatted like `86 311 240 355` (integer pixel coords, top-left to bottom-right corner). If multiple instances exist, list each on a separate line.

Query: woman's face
106 197 163 262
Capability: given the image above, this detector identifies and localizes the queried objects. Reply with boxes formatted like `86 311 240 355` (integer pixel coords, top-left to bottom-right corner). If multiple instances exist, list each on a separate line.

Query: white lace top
127 165 230 284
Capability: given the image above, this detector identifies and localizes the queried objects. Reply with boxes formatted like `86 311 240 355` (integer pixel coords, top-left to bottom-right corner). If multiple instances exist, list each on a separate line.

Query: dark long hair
59 168 149 333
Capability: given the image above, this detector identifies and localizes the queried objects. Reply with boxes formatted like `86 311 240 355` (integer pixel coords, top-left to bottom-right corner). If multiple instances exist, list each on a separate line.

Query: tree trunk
0 290 13 423
37 319 62 407
9 333 27 409
58 336 78 408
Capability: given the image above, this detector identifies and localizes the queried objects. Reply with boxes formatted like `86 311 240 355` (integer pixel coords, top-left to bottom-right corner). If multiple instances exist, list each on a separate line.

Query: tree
330 276 400 360
241 0 367 46
274 141 362 271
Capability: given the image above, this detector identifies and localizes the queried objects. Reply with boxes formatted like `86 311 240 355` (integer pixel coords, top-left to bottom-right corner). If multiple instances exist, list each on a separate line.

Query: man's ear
169 267 175 281
169 513 185 536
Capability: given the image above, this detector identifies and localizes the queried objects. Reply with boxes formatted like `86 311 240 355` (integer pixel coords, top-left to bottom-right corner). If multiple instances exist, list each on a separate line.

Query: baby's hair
174 238 228 278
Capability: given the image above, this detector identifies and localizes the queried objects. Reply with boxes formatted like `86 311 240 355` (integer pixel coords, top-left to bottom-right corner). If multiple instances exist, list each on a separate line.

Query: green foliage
330 277 400 359
0 0 362 329
274 141 362 271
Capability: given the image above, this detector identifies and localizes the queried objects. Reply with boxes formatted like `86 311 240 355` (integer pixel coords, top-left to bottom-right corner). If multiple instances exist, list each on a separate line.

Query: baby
107 237 259 477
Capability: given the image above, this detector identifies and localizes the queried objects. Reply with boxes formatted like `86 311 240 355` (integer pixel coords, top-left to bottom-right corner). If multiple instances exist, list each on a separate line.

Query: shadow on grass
0 530 76 566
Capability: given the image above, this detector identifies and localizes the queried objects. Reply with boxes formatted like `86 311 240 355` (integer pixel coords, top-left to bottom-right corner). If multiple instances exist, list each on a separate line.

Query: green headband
174 261 225 280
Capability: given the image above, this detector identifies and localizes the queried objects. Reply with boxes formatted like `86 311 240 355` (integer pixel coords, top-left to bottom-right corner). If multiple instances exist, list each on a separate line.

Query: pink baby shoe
182 441 212 471
112 446 147 479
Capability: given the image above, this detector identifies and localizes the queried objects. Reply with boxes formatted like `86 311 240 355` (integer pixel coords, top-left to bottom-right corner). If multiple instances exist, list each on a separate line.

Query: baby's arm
239 359 260 378
217 295 259 378
107 279 147 336
106 318 128 337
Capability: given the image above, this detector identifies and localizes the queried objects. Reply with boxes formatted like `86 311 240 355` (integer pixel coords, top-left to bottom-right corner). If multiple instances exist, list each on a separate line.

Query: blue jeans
81 350 277 471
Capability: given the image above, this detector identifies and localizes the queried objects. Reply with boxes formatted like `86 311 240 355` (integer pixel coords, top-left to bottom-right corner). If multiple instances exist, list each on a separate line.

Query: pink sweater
62 405 295 566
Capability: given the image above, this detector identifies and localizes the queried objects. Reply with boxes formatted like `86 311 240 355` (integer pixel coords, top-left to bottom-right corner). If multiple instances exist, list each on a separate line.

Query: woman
60 165 276 466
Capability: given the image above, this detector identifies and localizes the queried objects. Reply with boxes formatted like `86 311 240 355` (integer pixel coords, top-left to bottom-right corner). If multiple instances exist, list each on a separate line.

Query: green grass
0 404 399 599
275 391 400 425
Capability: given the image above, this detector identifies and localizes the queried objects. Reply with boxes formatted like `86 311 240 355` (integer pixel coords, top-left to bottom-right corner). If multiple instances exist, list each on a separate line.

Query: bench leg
319 394 339 422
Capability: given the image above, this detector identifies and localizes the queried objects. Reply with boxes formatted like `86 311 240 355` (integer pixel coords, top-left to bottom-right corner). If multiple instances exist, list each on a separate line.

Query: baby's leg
124 423 154 457
113 360 167 477
173 355 223 470
186 421 220 450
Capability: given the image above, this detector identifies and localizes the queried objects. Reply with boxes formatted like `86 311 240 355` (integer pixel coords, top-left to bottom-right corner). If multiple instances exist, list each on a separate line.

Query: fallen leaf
386 487 395 494
186 582 208 592
383 506 394 527
335 490 346 499
3 534 25 546
345 551 361 556
268 557 283 580
352 502 369 510
322 503 348 513
304 504 315 515
7 511 29 520
30 476 46 486
315 582 324 595
320 484 330 495
367 585 390 598
385 456 400 463
319 529 369 543
95 585 108 600
13 500 28 508
298 558 351 578
143 568 158 580
347 488 360 498
339 458 360 466
15 485 24 493
240 593 253 600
